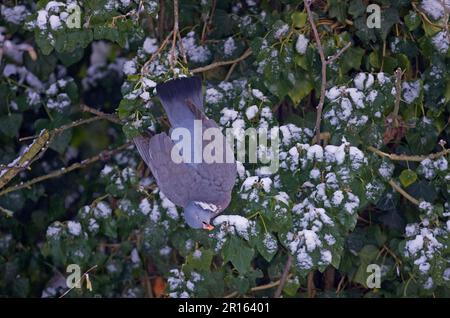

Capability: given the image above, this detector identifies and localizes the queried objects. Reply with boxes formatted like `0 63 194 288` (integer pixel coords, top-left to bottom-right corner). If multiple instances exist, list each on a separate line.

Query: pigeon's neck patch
194 201 219 213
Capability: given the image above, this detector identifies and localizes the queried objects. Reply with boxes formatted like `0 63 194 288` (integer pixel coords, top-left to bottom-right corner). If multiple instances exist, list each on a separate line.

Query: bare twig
388 179 420 206
224 62 238 81
80 104 122 124
442 0 450 43
200 0 217 43
307 271 316 298
367 146 450 162
0 143 132 197
274 254 293 298
305 0 327 145
223 273 294 298
177 30 188 64
2 109 122 191
323 266 336 290
305 0 350 144
170 0 180 70
326 42 351 64
157 0 166 41
0 205 14 217
0 130 50 189
191 48 252 73
393 68 403 127
142 30 174 75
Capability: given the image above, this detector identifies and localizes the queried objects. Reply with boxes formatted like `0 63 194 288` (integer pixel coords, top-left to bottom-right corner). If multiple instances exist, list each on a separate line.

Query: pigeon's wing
186 118 237 209
133 135 153 168
134 133 194 207
156 76 203 128
201 118 237 190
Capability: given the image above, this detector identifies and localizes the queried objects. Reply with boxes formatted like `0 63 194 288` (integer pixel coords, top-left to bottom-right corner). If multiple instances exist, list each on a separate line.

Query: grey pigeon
134 76 236 230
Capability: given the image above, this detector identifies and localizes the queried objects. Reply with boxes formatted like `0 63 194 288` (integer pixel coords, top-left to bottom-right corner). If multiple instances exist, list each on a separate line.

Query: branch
0 205 14 217
1 110 121 190
0 130 50 189
305 0 350 144
191 48 252 73
170 0 180 70
393 68 403 127
326 42 351 64
388 179 419 206
443 0 450 43
305 0 327 145
224 273 294 298
273 253 293 298
80 104 122 125
367 146 450 162
142 30 174 75
224 62 238 81
307 271 316 298
0 142 132 197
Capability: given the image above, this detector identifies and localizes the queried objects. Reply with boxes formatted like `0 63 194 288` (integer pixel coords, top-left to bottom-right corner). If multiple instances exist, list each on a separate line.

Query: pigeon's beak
202 223 214 231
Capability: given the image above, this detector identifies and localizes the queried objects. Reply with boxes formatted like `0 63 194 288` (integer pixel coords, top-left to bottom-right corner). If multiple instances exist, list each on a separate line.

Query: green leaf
379 8 399 40
185 248 214 272
399 169 417 188
406 181 437 202
288 75 313 105
406 119 439 155
340 47 365 73
404 11 421 31
369 51 381 69
0 113 23 137
348 0 365 17
422 18 440 37
328 0 348 23
359 245 379 263
291 12 307 28
49 130 72 154
222 236 254 274
35 32 54 55
283 277 300 296
256 232 278 262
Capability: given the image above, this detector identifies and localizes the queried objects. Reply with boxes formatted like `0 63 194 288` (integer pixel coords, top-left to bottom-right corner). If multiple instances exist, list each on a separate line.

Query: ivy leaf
288 74 313 105
222 236 254 273
328 0 348 23
359 245 379 263
379 8 399 40
339 47 365 73
0 113 23 137
354 16 377 45
50 130 72 154
399 169 417 188
404 11 421 31
406 181 437 202
406 119 439 154
185 248 214 272
283 277 300 296
291 12 307 28
348 0 365 17
35 31 54 55
422 18 441 37
256 232 278 262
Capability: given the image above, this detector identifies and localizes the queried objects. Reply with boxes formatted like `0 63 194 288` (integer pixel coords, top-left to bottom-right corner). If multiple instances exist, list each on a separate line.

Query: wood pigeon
134 76 236 230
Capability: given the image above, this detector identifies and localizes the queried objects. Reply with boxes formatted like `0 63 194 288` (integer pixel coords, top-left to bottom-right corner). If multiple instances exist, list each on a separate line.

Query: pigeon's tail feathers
156 76 204 127
133 136 153 169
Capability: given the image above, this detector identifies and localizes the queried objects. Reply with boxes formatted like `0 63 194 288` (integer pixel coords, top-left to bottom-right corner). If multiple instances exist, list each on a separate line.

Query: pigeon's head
184 201 218 230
